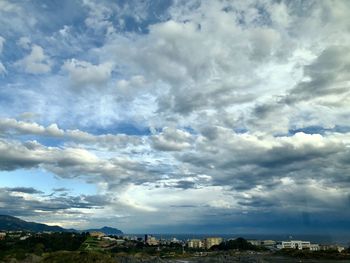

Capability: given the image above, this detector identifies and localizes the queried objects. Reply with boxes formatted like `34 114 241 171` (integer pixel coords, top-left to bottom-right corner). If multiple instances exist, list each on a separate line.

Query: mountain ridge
0 215 123 235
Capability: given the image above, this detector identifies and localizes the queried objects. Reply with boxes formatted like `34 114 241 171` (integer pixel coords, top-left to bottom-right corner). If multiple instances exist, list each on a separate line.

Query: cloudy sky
0 0 350 235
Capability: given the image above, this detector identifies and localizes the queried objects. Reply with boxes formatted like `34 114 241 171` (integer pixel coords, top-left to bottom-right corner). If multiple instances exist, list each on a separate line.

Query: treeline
211 237 265 251
0 232 89 260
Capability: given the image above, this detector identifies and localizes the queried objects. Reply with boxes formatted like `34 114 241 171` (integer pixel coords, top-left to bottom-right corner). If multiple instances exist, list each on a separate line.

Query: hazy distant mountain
0 215 123 234
85 226 123 235
0 215 69 232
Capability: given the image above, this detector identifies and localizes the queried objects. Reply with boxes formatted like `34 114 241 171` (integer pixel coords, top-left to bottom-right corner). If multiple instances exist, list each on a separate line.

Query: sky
0 0 350 235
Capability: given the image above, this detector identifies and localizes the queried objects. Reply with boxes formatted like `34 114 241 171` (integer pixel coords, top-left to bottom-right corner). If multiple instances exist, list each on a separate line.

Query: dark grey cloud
0 189 110 217
173 180 196 189
151 127 192 151
0 139 160 187
5 187 43 194
286 46 350 104
178 131 350 193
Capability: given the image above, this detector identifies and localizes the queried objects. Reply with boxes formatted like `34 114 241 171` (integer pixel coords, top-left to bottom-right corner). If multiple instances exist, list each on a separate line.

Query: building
102 236 117 242
145 234 159 246
187 239 204 249
171 237 181 244
248 240 261 246
20 235 30 241
203 237 223 249
337 246 345 253
310 244 320 251
261 240 276 247
90 232 105 239
248 239 276 248
0 232 6 240
278 240 311 250
320 244 345 252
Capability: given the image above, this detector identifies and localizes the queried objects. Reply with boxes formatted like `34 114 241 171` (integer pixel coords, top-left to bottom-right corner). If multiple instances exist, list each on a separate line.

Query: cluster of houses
0 231 31 241
187 237 223 249
248 239 346 252
142 235 224 249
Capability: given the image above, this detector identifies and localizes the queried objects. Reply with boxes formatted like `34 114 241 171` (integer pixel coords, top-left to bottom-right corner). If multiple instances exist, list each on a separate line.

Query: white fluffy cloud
0 36 6 75
151 127 193 151
0 36 5 54
62 59 113 88
15 44 51 74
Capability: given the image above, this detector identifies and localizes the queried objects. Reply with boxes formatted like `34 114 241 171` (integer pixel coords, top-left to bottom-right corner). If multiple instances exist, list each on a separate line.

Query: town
1 229 349 262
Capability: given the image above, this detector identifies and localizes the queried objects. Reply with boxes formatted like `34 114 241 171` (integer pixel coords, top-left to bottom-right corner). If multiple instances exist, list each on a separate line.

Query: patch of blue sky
0 70 44 87
19 1 88 35
0 168 97 196
0 85 41 118
0 39 26 62
233 127 248 134
86 121 151 136
289 125 350 136
111 0 173 34
14 135 65 148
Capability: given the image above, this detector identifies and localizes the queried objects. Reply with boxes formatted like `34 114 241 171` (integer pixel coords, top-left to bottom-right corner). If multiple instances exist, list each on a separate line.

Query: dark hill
0 215 67 232
0 215 123 235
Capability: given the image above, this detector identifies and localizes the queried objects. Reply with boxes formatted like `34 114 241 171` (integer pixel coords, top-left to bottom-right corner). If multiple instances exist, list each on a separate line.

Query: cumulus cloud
62 59 113 88
82 0 114 33
0 188 110 218
116 75 147 97
0 0 21 13
0 118 62 136
17 36 31 49
15 44 51 74
0 118 140 149
1 0 350 232
287 46 350 105
180 130 350 189
0 36 5 54
0 62 6 75
103 0 298 120
0 139 98 171
5 187 43 194
0 136 161 189
151 127 193 151
0 36 6 75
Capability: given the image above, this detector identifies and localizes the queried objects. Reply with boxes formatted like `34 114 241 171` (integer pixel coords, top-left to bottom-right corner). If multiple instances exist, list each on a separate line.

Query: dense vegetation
211 237 262 251
0 232 88 260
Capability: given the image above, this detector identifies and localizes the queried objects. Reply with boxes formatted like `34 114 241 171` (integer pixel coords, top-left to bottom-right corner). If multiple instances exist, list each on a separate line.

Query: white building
277 240 314 250
145 235 159 246
187 239 204 249
261 240 276 246
310 244 320 251
0 232 6 240
320 244 345 252
102 236 117 242
203 237 223 249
